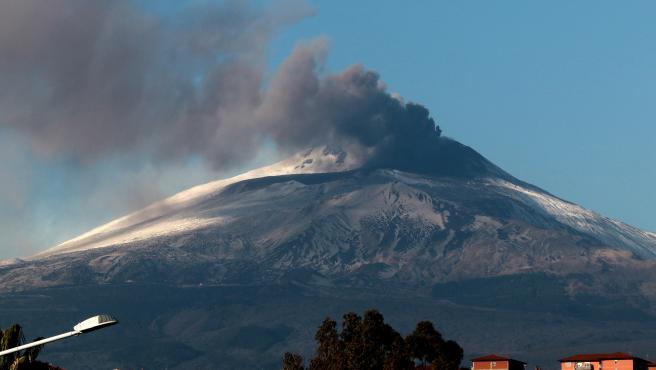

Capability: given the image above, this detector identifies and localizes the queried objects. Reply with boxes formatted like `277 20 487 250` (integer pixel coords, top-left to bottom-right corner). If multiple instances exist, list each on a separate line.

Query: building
472 354 527 370
559 352 651 370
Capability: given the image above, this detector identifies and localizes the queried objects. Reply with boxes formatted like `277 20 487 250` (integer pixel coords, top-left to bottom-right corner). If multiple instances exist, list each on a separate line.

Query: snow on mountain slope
36 146 361 258
32 144 656 267
489 179 656 258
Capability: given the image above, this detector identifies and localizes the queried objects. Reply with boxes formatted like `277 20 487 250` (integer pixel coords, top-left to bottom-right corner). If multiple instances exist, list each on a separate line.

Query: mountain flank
1 141 656 369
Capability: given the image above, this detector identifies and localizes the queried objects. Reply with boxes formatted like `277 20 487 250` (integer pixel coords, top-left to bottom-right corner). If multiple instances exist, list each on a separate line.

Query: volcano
1 139 656 370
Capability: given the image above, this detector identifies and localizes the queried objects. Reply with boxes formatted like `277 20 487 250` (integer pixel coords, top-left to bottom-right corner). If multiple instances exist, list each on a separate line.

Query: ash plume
0 0 462 174
0 0 308 166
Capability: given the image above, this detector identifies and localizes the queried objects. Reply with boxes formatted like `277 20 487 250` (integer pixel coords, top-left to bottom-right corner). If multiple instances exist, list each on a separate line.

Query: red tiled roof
472 354 526 364
559 353 638 362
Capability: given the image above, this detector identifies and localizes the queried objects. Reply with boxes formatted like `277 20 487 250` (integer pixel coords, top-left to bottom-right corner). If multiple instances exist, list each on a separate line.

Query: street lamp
0 314 118 357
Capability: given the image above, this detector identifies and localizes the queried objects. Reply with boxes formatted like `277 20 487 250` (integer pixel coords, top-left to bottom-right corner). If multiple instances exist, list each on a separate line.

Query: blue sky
0 0 654 259
268 0 655 231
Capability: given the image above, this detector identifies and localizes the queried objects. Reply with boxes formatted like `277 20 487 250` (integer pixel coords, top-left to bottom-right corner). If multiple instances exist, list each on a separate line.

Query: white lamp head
73 314 119 334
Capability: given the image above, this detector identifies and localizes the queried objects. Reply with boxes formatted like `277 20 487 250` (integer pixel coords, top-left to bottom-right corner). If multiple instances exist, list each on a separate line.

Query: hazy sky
0 0 654 259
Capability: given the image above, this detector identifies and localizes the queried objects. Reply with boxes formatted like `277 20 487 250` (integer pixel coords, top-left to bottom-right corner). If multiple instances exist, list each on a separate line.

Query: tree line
282 309 463 370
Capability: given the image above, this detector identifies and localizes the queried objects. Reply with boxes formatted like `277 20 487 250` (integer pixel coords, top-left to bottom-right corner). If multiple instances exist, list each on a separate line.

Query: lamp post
0 314 118 357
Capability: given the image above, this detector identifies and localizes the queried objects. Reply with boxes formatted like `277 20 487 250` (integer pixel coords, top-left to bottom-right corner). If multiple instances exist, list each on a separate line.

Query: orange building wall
473 361 510 370
561 360 637 370
601 359 634 370
561 361 599 370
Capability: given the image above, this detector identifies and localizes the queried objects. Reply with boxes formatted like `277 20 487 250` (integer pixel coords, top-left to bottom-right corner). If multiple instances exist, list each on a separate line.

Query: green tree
340 312 363 370
0 325 60 370
295 310 463 370
0 325 25 370
359 310 397 370
308 318 344 370
383 333 414 370
406 321 444 367
432 340 463 370
282 352 304 370
339 310 403 370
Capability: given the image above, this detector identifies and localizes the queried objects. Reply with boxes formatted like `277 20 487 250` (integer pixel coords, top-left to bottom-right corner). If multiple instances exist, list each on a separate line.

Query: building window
575 362 593 370
567 363 572 368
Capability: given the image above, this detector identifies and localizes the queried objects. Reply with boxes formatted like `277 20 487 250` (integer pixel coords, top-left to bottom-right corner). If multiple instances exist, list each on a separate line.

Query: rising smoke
0 0 500 257
0 0 457 173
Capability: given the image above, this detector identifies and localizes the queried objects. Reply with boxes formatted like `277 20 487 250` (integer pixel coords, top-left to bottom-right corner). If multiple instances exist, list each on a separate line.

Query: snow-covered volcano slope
36 145 360 258
489 179 656 259
33 141 656 271
3 140 656 370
